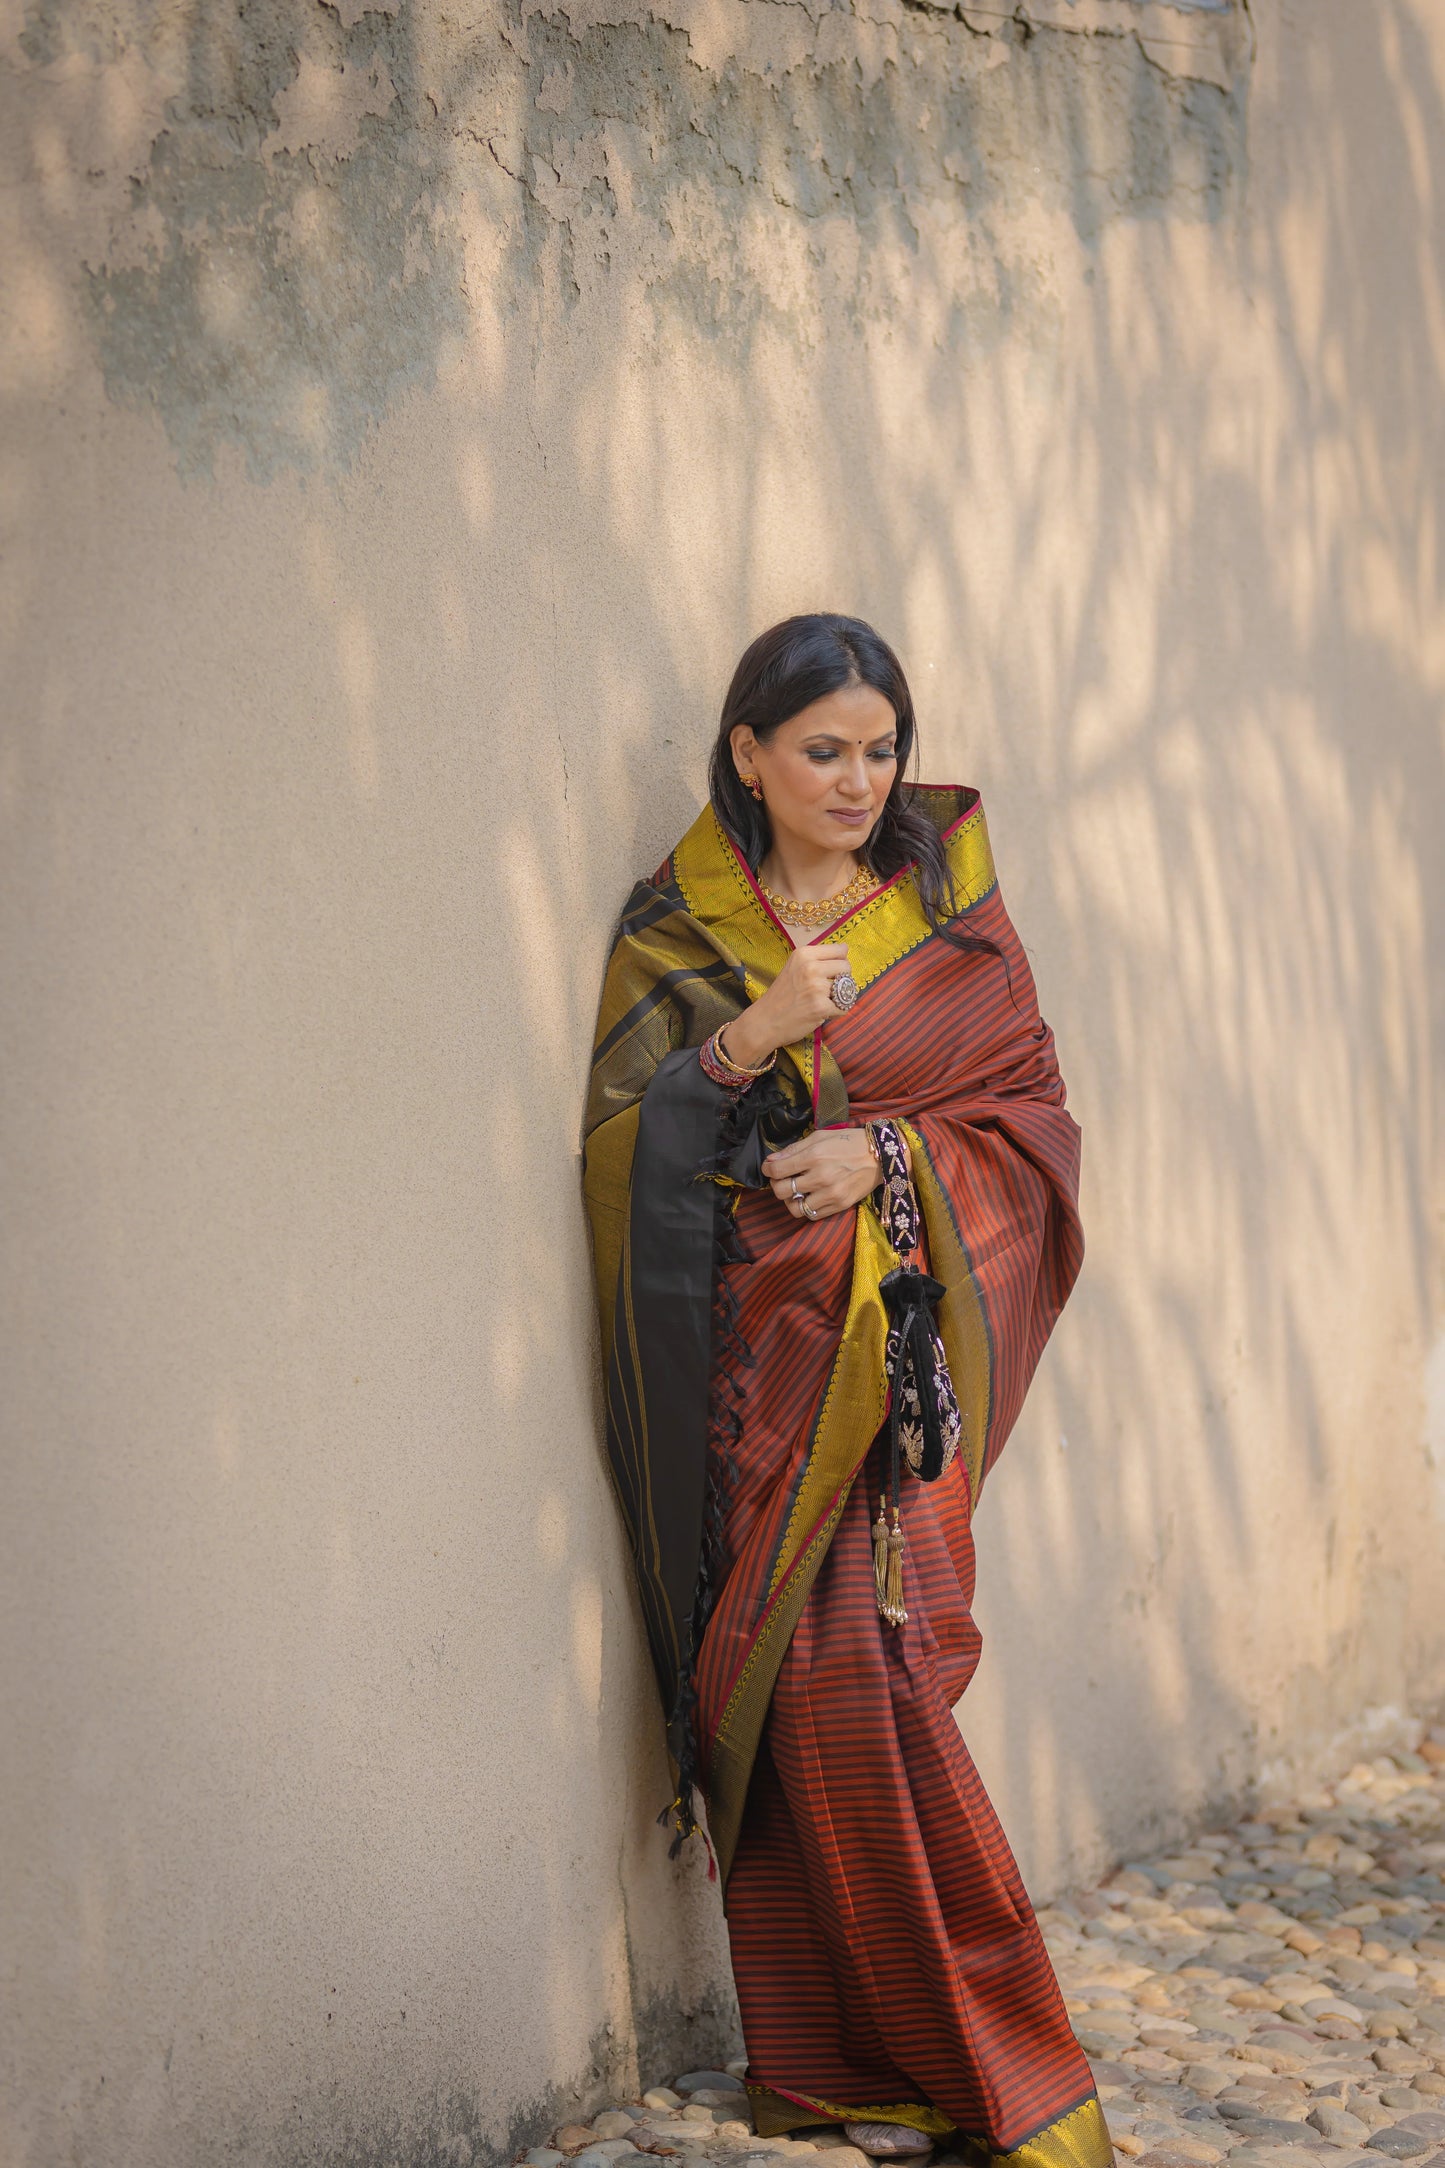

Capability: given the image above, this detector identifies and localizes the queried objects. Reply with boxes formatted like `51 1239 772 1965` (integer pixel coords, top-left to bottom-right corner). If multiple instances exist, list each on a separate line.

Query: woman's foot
843 2124 935 2161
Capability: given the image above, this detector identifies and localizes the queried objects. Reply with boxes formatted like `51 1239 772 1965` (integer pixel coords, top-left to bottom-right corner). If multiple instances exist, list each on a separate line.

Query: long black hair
707 612 1010 973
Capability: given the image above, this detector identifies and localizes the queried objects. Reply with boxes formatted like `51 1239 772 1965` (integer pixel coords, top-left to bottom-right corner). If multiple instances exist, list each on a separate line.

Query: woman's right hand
719 941 853 1069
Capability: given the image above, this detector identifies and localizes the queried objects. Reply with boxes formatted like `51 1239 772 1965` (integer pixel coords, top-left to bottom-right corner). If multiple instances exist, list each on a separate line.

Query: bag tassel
884 1508 907 1628
875 1365 909 1629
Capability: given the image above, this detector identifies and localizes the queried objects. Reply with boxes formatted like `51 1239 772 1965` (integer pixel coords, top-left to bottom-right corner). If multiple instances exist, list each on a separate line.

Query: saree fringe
661 1146 752 1857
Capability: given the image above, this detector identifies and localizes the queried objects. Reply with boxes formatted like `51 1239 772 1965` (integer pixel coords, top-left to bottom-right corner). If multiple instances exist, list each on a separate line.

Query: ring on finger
802 1200 818 1220
790 1179 804 1202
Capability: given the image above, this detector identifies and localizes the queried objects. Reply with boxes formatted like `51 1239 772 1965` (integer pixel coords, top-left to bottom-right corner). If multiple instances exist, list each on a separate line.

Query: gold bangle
714 1024 776 1079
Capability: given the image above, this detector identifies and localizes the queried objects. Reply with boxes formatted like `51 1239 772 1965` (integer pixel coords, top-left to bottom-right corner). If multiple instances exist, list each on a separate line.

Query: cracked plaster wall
15 0 1247 479
3 0 1444 2163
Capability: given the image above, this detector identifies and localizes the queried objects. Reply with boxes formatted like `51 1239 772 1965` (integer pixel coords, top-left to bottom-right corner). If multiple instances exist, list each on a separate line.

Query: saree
582 785 1109 2168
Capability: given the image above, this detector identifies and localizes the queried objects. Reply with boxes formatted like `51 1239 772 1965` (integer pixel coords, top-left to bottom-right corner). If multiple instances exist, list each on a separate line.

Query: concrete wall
2 0 1443 2160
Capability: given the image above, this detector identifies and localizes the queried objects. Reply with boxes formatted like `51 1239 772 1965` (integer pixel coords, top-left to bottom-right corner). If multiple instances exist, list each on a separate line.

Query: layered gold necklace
759 857 878 929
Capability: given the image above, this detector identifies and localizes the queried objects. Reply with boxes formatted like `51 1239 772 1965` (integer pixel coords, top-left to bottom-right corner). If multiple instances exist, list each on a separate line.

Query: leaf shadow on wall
3 0 1444 2154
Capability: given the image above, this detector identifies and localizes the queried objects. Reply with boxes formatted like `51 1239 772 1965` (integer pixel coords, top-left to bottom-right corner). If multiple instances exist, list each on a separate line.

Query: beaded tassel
873 1498 890 1614
884 1508 907 1628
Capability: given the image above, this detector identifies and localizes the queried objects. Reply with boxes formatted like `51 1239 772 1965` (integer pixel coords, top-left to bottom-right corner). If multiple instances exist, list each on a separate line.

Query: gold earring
743 774 763 800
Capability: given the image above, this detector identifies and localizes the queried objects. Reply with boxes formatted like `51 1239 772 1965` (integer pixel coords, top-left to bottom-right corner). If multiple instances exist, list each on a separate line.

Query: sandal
843 2124 935 2161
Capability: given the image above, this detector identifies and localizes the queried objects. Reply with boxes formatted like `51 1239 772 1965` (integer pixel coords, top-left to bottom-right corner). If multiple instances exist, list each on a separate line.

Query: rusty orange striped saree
582 786 1108 2168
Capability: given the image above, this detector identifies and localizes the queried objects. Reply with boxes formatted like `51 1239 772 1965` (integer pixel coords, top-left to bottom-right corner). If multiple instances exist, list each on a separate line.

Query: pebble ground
528 1724 1445 2168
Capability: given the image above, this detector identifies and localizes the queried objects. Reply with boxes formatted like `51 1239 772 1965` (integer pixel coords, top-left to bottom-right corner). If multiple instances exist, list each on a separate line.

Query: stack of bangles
698 1023 778 1090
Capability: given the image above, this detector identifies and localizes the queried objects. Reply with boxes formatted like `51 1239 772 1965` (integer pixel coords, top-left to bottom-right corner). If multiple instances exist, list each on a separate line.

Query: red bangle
699 1032 746 1090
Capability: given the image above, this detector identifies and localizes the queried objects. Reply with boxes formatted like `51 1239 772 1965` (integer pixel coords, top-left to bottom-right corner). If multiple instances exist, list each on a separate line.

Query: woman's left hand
763 1126 895 1222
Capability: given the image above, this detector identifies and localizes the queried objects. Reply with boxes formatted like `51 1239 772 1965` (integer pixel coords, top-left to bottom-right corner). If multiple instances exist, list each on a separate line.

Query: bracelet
699 1024 777 1089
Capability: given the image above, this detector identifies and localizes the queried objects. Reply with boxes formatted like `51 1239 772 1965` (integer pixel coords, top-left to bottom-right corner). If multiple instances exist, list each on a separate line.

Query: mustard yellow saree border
671 791 997 997
705 1118 998 1882
584 1100 640 1383
671 788 997 1123
745 2086 1111 2168
746 2083 956 2139
704 1203 893 1886
767 1202 897 1595
989 2098 1113 2168
688 789 1002 1884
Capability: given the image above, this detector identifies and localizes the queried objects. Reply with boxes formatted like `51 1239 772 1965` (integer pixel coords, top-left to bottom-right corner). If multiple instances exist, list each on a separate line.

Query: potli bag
869 1119 963 1627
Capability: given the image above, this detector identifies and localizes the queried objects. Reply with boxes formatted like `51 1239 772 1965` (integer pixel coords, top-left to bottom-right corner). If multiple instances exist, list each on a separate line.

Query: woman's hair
707 612 1003 966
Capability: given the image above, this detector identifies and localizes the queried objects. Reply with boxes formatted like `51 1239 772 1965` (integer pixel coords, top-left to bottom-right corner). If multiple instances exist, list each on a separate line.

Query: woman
582 616 1108 2168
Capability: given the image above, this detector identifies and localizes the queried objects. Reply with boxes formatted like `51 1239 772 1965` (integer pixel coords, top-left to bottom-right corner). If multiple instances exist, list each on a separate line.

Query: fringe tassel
873 1498 890 1614
884 1509 907 1628
875 1496 907 1629
658 1794 719 1881
658 1794 694 1858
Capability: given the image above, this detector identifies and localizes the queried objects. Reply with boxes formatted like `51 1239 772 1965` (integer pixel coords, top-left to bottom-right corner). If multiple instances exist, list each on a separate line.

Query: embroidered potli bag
870 1120 963 1627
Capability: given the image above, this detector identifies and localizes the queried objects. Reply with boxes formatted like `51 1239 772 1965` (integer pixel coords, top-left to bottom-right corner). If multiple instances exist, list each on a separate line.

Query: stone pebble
1309 2104 1372 2142
1044 1730 1445 2168
535 1725 1445 2168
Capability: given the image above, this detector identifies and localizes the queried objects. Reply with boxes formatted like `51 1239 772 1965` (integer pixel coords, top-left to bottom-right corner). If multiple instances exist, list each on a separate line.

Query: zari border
745 2086 1111 2168
670 788 997 1126
747 2082 954 2140
767 1201 895 1595
987 2097 1113 2168
670 809 798 1049
669 788 998 977
583 1100 640 1381
704 1483 854 1895
820 790 998 1001
685 785 1004 1883
704 1205 893 1889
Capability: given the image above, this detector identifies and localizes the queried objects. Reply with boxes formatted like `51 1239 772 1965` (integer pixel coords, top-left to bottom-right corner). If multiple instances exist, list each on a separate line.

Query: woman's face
732 683 899 858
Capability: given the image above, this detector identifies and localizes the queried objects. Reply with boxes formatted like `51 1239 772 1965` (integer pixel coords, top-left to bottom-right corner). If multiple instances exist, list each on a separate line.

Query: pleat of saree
582 787 1109 2168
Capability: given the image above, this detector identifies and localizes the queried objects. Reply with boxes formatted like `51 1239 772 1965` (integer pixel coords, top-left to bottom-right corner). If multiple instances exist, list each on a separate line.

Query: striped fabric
583 788 1109 2166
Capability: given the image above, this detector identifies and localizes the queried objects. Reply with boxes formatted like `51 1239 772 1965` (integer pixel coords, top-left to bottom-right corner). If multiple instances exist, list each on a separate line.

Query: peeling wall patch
31 0 1249 478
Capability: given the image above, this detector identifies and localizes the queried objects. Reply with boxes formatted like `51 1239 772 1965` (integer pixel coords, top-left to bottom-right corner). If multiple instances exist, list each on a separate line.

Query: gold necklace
760 858 878 928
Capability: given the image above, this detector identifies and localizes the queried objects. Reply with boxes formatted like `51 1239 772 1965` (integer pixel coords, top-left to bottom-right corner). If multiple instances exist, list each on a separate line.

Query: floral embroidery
871 1120 961 1482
